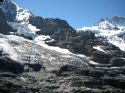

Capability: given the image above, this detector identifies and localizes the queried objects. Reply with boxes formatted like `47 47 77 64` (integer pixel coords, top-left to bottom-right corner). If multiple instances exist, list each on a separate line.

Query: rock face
29 16 96 54
0 0 125 93
0 8 15 34
0 52 125 93
1 0 17 21
111 16 125 26
0 57 24 74
29 17 74 35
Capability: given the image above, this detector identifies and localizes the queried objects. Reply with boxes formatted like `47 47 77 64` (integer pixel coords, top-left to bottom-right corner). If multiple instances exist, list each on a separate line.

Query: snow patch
34 35 72 54
0 34 18 60
20 77 26 81
93 46 107 53
89 61 99 65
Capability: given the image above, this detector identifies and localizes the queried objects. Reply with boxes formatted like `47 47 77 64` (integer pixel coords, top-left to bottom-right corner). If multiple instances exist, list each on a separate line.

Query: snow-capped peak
14 2 32 22
1 0 40 39
13 1 33 22
76 16 125 51
1 0 32 22
96 20 115 30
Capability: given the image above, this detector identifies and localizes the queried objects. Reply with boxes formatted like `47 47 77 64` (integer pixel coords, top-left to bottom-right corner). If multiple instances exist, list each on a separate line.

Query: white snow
77 20 115 31
20 77 26 81
108 36 125 51
7 1 39 38
97 20 115 30
16 10 32 22
6 1 40 39
76 19 125 51
121 58 125 60
93 46 107 53
28 24 40 32
0 34 18 60
89 61 99 65
76 26 98 31
76 54 87 58
34 35 72 54
0 34 36 62
7 22 38 39
11 1 32 22
0 34 88 65
34 35 52 41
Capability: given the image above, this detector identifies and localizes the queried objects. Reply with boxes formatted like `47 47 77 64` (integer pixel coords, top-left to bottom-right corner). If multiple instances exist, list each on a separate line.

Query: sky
12 0 125 29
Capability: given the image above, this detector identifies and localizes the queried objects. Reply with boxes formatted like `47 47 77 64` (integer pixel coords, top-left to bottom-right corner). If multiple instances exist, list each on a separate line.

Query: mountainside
0 0 125 93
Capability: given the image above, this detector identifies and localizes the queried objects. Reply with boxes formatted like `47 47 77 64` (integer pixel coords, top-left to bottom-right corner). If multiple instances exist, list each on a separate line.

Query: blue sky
12 0 125 28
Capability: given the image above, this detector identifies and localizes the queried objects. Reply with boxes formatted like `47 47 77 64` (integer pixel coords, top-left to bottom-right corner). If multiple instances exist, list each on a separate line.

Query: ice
28 24 40 32
0 34 18 60
7 22 38 39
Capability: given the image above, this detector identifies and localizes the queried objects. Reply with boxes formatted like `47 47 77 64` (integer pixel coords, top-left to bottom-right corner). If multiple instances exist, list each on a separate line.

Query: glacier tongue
0 34 89 71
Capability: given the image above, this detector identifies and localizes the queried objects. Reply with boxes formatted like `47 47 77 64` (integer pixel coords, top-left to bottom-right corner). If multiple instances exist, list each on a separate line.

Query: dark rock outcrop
0 57 24 74
29 17 75 35
1 0 17 21
0 0 4 2
110 58 125 66
1 61 125 93
0 8 15 35
23 63 42 72
118 32 125 40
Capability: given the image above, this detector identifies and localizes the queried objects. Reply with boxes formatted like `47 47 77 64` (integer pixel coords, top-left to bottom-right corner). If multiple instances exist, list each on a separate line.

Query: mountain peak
76 16 125 51
98 16 125 27
1 0 32 22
